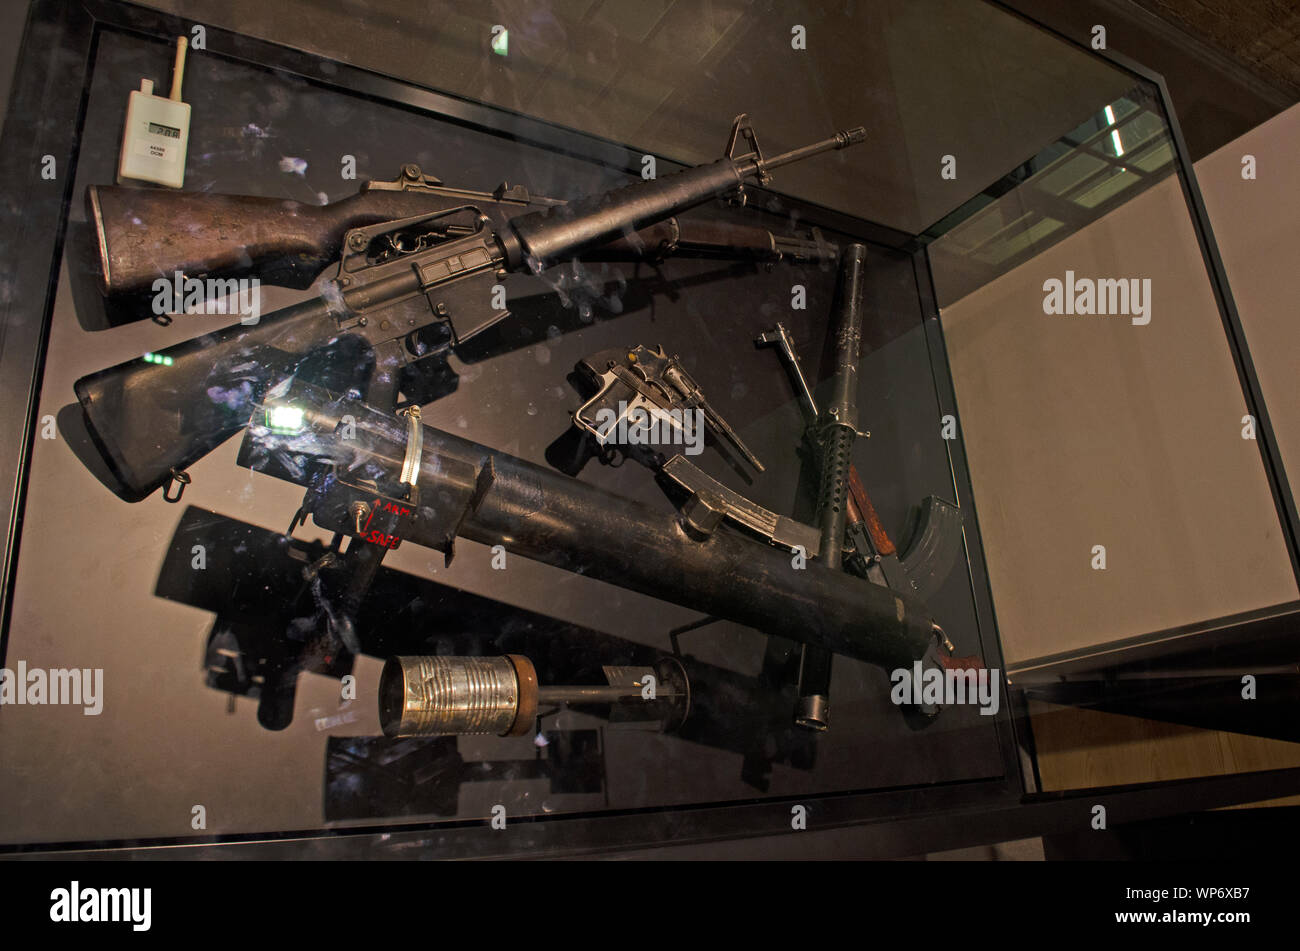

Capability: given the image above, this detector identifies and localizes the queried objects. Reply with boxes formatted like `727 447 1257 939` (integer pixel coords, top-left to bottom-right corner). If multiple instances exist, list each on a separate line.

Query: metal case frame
1 0 1297 859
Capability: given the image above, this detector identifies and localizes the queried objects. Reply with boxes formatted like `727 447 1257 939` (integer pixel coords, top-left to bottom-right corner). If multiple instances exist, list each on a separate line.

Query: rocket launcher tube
249 381 938 673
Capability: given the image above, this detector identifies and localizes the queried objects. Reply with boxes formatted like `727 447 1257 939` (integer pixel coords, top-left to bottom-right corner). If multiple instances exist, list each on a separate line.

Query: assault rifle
74 115 865 501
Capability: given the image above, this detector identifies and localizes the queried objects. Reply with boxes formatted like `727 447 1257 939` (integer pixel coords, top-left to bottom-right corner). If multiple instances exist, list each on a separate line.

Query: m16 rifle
74 115 865 502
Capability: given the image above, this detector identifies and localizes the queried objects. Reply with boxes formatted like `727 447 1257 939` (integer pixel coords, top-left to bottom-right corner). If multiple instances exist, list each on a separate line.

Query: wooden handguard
846 466 897 557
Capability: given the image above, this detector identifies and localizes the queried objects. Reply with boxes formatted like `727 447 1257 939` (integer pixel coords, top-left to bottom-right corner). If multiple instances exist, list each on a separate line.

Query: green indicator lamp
265 404 306 434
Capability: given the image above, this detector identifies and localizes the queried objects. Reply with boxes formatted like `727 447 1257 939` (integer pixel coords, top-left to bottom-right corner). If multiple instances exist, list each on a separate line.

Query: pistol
573 344 764 472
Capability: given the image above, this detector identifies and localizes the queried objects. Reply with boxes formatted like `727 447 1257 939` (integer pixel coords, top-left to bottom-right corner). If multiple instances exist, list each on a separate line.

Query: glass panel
928 83 1180 300
4 0 1294 851
3 24 1002 845
931 94 1296 685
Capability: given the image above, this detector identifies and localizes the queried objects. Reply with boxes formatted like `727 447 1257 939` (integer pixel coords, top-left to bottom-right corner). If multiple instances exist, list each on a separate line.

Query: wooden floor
1029 701 1300 808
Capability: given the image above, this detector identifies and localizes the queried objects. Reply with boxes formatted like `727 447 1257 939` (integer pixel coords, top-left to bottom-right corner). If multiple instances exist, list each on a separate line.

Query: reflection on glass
926 83 1178 305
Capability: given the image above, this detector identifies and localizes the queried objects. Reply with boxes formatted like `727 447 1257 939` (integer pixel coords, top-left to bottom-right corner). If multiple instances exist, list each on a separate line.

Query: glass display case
1 0 1296 858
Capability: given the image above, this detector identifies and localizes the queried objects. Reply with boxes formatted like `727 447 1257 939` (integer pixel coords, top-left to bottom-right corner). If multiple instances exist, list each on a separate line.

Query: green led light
266 404 306 434
144 352 175 366
491 28 508 56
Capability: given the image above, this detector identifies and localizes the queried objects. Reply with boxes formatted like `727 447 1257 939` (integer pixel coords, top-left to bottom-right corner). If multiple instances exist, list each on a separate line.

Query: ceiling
1130 0 1300 99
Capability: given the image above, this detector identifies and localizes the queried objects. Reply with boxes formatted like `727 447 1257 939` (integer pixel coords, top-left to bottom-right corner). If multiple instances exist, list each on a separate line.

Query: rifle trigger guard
163 467 190 503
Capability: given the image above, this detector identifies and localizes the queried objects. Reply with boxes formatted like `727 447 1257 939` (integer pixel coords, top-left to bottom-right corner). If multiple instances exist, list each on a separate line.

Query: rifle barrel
752 126 868 174
504 124 866 270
